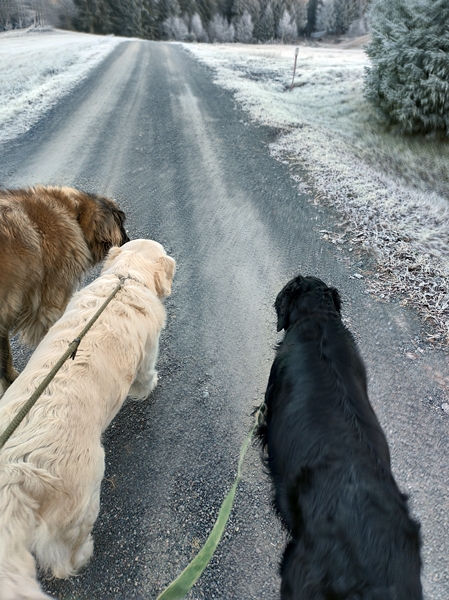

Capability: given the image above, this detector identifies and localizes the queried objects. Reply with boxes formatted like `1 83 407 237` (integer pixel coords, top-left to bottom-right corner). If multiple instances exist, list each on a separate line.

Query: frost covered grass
0 28 124 144
184 40 449 343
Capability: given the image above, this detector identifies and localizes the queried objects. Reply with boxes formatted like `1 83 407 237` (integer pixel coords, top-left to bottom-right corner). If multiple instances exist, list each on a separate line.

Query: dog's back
260 275 422 599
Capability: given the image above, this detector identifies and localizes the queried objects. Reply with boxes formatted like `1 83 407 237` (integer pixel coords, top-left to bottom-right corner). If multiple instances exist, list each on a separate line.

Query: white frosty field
184 41 449 344
0 28 124 144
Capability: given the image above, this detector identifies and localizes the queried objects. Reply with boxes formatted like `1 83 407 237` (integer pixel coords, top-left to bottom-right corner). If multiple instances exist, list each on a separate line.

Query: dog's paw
148 371 158 393
128 371 158 400
72 534 94 573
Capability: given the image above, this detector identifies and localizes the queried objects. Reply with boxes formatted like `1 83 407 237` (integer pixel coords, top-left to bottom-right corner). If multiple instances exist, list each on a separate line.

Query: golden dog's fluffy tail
0 464 58 600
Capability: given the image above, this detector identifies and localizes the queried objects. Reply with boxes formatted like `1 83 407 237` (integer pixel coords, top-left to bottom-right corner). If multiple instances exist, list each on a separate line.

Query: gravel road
1 40 448 599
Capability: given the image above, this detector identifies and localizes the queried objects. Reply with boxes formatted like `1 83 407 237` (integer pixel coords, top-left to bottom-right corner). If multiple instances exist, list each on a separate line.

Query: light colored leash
156 401 267 600
0 276 128 450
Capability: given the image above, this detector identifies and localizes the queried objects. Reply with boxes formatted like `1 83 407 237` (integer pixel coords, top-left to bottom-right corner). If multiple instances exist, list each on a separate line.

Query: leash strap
0 276 127 450
156 402 266 600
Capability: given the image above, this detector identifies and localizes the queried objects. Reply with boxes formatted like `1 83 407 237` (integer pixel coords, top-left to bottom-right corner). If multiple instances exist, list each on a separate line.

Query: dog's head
96 195 129 248
103 239 176 298
275 275 341 332
55 187 129 264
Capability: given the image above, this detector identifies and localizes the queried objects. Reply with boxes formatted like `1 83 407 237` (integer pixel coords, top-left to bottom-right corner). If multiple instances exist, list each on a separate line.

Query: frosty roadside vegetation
184 40 449 346
0 27 124 144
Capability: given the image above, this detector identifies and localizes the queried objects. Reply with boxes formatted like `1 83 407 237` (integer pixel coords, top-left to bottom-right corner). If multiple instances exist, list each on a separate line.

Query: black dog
258 275 422 600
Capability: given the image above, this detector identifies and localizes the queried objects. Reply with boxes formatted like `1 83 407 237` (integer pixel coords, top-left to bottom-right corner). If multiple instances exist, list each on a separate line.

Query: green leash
156 402 266 600
0 276 127 450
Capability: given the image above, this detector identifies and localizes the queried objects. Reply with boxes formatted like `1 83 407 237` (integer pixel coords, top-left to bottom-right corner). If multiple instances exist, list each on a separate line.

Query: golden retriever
0 239 175 600
0 185 129 395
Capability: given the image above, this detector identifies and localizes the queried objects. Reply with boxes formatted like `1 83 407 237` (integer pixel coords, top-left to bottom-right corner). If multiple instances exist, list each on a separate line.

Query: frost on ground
0 28 125 144
183 41 449 345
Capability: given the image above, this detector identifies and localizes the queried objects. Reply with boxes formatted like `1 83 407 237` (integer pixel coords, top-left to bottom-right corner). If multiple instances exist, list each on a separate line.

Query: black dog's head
274 275 342 332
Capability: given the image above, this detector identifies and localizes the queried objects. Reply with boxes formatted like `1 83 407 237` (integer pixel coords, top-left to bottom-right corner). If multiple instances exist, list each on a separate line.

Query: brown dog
0 185 129 394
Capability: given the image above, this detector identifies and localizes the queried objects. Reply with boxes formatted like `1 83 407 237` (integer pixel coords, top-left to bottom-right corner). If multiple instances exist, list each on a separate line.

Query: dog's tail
0 464 57 600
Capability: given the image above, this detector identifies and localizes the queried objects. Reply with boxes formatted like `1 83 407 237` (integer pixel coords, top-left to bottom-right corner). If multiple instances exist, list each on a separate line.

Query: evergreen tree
291 0 308 33
179 0 198 18
233 0 261 21
141 0 158 38
253 0 275 40
107 0 144 36
162 14 189 37
66 0 326 42
54 0 79 30
364 0 449 136
277 8 296 40
234 9 253 41
305 0 320 35
72 0 96 32
270 0 289 36
190 11 209 39
92 0 114 34
0 0 20 30
157 0 182 35
208 12 234 39
318 0 368 34
232 0 246 15
195 0 217 26
216 0 235 23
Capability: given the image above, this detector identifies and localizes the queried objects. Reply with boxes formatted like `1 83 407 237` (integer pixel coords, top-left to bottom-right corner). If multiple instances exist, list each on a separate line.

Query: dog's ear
154 255 176 298
275 288 292 332
330 287 342 314
275 276 308 331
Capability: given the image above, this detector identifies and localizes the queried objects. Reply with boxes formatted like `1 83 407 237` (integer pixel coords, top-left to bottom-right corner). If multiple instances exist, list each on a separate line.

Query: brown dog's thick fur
0 185 129 394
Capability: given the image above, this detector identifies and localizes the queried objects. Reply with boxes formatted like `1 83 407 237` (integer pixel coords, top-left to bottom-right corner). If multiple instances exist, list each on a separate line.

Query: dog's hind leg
0 483 53 600
35 477 101 579
0 332 19 395
68 490 100 575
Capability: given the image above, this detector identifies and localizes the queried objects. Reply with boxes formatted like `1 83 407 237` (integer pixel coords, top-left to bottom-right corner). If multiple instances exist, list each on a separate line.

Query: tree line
1 0 370 41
